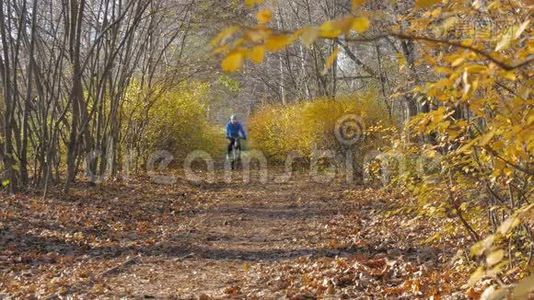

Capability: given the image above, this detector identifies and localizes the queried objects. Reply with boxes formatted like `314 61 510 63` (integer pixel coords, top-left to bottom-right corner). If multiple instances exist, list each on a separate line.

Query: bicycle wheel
229 145 238 170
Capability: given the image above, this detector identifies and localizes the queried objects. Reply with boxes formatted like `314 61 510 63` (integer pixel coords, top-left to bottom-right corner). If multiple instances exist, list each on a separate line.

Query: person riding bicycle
225 115 247 159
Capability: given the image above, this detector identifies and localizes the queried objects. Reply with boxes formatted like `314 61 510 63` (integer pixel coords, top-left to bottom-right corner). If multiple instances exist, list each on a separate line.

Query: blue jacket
226 121 247 139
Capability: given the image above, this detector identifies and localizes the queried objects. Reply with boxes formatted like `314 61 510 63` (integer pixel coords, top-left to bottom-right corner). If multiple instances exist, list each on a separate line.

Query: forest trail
1 169 467 299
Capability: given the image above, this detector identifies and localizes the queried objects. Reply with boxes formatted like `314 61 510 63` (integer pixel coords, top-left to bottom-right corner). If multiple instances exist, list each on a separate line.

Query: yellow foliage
213 11 370 71
415 0 441 8
247 46 265 64
248 92 393 163
222 51 245 72
123 81 224 162
265 34 294 51
256 9 272 25
322 47 340 74
351 17 370 33
351 0 366 8
244 0 263 7
319 20 345 38
318 17 367 38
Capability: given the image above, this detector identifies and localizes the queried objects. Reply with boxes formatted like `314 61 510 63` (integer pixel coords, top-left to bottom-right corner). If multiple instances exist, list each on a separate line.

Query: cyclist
225 115 247 159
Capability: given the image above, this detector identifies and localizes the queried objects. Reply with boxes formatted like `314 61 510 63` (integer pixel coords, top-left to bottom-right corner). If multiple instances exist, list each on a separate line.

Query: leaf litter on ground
0 169 474 298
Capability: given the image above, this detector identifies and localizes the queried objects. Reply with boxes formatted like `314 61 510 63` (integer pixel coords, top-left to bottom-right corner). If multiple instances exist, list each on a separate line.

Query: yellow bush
248 91 394 164
123 81 224 163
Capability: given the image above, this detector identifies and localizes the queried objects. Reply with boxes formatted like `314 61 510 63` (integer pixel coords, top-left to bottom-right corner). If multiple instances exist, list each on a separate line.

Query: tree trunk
65 0 86 191
0 0 18 193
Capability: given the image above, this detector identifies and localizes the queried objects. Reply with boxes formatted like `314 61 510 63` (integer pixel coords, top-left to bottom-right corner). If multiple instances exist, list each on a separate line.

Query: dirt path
109 174 365 298
0 170 468 299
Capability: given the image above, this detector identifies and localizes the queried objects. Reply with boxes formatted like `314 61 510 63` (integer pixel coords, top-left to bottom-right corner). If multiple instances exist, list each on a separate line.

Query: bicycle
227 136 243 170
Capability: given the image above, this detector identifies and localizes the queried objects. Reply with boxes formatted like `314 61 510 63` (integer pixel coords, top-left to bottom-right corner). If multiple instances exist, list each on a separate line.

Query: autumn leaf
514 20 530 39
464 64 487 74
468 267 485 286
247 46 265 63
351 17 370 33
319 20 344 38
415 0 441 8
317 17 355 39
495 30 514 51
221 51 244 72
471 235 495 256
265 34 294 51
244 0 264 7
397 52 407 70
486 249 505 267
322 47 340 75
352 0 366 9
256 9 272 25
498 216 520 235
465 287 481 299
478 130 495 146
